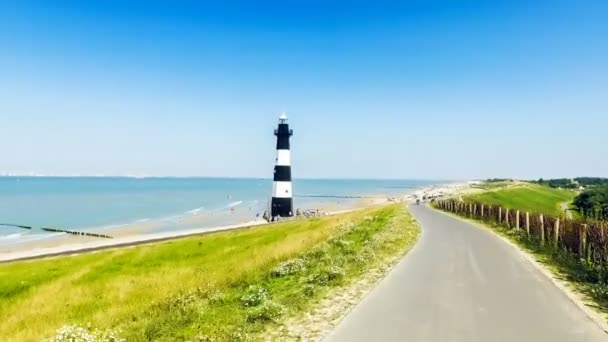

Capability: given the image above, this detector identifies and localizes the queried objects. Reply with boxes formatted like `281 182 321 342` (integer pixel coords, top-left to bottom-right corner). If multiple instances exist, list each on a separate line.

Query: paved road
326 204 607 342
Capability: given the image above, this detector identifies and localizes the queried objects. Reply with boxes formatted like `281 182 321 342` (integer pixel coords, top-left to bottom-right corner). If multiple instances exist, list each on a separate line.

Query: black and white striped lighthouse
271 113 294 219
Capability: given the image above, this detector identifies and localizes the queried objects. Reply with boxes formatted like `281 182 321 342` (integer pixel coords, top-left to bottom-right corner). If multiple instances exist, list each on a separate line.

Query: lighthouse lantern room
271 113 294 220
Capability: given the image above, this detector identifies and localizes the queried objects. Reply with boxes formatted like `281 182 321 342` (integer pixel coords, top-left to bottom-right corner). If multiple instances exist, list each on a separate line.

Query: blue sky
0 1 606 179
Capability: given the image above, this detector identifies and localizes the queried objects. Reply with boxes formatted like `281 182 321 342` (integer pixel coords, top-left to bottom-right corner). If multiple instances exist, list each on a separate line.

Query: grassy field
465 184 576 216
0 204 419 341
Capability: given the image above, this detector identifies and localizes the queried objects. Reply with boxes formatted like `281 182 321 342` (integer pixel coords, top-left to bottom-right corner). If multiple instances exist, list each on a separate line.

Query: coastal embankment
0 203 420 341
0 196 397 263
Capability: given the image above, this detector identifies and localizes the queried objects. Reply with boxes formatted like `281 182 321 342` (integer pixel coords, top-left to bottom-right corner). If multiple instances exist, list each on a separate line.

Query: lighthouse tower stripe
271 114 293 218
276 150 290 166
272 182 292 198
273 165 291 181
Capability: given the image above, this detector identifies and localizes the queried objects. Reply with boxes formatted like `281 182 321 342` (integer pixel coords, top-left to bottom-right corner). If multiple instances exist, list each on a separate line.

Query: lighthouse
271 113 294 219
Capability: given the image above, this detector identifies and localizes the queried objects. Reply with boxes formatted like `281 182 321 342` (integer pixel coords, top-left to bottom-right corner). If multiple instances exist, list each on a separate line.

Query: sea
0 177 443 249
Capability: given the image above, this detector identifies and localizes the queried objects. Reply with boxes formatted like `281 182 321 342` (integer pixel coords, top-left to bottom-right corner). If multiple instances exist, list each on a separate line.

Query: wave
0 233 23 241
226 201 243 208
187 207 205 215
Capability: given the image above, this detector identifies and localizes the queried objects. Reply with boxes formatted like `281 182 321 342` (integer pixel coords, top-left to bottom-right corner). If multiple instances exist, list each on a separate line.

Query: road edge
431 205 608 335
270 204 424 341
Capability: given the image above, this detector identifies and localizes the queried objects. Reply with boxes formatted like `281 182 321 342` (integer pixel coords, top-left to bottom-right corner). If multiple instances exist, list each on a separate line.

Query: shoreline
0 200 390 263
0 182 471 263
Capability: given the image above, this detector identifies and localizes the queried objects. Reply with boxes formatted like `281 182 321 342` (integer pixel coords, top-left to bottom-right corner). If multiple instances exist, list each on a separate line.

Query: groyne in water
0 223 32 230
1 223 112 239
40 227 113 239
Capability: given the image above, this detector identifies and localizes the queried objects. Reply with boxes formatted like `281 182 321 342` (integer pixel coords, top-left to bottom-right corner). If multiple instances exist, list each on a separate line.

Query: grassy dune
465 184 576 216
0 204 419 341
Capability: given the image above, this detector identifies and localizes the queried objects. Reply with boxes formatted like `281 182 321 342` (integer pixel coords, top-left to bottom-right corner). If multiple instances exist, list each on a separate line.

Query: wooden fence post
526 212 530 236
516 210 520 230
481 204 484 218
540 214 545 245
579 224 587 258
499 207 502 224
506 208 510 227
554 218 560 248
474 204 477 217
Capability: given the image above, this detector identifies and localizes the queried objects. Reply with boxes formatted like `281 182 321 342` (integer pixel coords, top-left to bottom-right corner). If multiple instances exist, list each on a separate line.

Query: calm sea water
0 177 441 246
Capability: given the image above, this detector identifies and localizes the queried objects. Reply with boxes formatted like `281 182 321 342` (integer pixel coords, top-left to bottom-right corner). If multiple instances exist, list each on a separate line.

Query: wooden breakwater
1 222 112 239
435 199 608 267
40 227 113 239
0 223 32 230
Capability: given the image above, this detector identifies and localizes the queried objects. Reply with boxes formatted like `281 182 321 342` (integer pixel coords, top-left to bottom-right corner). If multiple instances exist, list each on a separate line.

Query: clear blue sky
1 1 606 179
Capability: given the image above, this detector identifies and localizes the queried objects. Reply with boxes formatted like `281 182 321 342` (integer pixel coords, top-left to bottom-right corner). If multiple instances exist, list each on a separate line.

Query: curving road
326 204 607 342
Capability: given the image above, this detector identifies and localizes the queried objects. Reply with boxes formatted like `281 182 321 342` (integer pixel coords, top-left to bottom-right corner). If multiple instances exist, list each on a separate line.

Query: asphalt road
326 204 607 342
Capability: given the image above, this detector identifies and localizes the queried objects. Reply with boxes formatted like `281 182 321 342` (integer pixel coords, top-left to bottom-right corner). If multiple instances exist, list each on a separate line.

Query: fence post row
435 200 606 265
540 214 545 245
554 218 560 248
579 224 587 258
499 207 502 223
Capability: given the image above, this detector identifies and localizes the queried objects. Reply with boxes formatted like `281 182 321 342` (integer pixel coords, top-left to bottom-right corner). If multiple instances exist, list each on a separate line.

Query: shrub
240 285 268 307
246 301 286 322
302 284 316 297
53 324 124 342
590 283 608 305
228 329 251 341
271 258 306 277
167 292 198 310
332 239 355 254
306 272 329 285
326 266 345 281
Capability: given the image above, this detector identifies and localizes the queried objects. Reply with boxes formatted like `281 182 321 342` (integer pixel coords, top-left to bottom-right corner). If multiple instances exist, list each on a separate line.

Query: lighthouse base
271 197 293 219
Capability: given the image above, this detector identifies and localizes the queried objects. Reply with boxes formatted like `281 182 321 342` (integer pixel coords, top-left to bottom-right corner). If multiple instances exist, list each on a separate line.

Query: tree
574 185 608 219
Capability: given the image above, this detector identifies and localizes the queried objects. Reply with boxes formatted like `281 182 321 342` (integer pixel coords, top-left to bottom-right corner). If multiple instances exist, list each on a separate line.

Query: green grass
465 184 576 216
471 180 518 190
0 204 419 341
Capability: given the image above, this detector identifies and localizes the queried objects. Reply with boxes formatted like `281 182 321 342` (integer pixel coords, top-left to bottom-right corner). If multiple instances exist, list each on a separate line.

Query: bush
271 258 306 277
332 238 355 254
306 272 329 285
302 284 316 297
326 265 345 281
246 301 285 322
53 324 124 342
240 285 268 307
590 283 608 305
